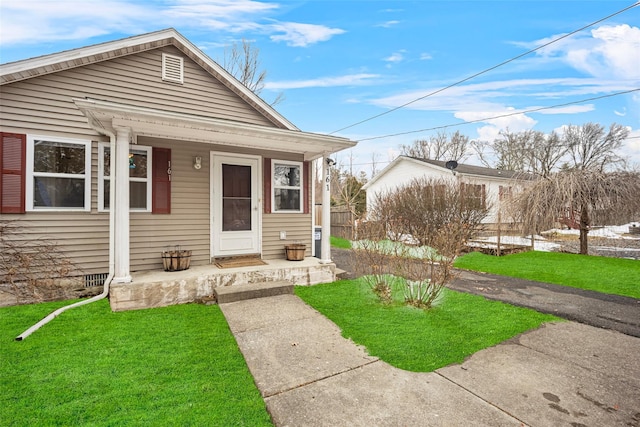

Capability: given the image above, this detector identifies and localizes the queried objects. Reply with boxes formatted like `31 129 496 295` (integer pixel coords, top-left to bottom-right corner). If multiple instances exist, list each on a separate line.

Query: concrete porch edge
108 257 335 311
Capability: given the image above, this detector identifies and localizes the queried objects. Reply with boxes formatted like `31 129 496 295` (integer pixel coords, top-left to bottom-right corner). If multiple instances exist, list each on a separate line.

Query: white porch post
320 156 332 264
113 126 132 283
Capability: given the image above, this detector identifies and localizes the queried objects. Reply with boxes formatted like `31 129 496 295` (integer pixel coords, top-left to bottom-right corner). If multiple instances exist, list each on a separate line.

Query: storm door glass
222 164 252 231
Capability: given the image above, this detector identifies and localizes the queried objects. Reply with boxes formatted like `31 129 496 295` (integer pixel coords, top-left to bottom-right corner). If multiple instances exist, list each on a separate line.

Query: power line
329 2 639 135
356 88 640 142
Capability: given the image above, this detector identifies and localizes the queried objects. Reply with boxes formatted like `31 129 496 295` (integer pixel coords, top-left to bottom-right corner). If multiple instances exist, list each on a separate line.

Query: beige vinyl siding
262 214 313 259
129 138 210 272
0 213 110 275
0 45 273 139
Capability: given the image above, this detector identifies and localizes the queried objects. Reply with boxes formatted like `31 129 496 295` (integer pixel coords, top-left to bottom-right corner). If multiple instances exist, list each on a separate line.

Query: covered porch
109 256 336 311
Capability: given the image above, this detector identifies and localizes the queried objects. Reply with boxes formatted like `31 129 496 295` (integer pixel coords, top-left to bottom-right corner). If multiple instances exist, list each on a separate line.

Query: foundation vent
162 53 184 84
84 272 109 287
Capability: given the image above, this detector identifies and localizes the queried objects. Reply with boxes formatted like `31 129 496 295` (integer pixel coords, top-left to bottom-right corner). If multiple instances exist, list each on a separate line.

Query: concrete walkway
219 293 640 426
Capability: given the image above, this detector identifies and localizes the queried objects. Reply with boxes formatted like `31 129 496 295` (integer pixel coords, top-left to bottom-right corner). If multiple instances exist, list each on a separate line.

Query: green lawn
455 251 640 299
296 280 559 372
0 300 272 426
330 235 351 249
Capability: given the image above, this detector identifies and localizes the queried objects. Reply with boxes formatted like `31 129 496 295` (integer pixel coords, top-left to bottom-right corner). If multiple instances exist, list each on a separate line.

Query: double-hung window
26 135 91 211
98 143 152 211
272 160 303 213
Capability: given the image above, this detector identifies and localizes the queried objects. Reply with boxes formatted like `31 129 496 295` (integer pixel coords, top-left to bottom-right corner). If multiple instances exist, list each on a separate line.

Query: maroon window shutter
303 161 310 214
263 158 271 213
0 132 26 214
152 147 171 214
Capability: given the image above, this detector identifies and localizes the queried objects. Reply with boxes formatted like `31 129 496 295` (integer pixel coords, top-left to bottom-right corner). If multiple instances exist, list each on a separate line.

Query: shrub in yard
0 220 82 304
356 178 487 308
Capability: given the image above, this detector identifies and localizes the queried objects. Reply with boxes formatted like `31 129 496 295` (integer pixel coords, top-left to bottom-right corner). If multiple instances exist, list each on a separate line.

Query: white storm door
211 153 260 257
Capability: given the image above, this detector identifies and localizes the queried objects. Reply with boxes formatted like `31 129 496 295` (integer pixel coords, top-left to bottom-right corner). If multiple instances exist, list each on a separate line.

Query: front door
211 153 260 257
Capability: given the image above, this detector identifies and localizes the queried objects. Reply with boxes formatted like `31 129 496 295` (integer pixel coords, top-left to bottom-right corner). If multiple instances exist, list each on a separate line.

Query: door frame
209 151 262 258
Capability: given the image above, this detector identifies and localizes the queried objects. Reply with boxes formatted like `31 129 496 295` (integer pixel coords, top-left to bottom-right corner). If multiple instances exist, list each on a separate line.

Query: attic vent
162 53 183 84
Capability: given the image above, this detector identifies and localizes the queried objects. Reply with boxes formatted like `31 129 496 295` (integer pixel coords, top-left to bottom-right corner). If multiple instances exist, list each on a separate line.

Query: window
26 135 91 211
461 183 486 209
98 143 152 212
272 160 303 212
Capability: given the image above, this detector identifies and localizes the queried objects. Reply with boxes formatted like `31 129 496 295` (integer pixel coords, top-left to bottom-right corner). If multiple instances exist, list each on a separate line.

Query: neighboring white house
363 156 532 225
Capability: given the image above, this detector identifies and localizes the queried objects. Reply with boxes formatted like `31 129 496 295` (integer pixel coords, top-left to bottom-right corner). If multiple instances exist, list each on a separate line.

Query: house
363 156 531 226
0 29 355 310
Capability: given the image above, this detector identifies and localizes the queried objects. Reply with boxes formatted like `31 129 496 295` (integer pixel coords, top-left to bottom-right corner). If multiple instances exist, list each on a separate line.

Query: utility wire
329 1 639 135
357 88 640 142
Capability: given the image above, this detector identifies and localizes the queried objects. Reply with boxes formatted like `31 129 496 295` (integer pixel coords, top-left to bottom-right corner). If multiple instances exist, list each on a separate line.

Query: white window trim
98 143 152 212
271 159 303 213
26 135 91 212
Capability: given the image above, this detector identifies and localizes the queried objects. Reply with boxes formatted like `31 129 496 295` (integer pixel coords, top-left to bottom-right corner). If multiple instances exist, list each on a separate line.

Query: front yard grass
454 251 640 299
296 280 559 372
330 235 351 249
0 300 272 426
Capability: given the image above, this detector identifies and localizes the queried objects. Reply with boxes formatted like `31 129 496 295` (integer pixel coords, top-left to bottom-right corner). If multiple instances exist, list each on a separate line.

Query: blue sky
1 0 639 175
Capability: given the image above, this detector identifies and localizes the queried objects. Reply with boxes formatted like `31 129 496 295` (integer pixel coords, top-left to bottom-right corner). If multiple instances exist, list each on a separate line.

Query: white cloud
0 1 152 44
384 51 405 63
269 22 345 47
537 105 595 115
0 0 345 48
614 108 627 117
455 109 537 142
526 24 640 81
264 73 379 90
377 20 400 28
420 53 432 60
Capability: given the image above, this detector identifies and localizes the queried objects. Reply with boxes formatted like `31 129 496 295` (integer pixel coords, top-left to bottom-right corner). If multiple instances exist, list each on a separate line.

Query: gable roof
0 28 294 130
410 157 530 179
364 155 532 190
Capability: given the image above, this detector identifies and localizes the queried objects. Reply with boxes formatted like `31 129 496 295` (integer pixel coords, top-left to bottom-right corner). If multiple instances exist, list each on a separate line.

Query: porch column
113 126 132 283
320 156 332 264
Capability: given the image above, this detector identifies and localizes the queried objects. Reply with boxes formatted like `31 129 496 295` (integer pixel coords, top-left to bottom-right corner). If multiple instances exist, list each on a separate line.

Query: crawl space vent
162 53 184 84
84 272 109 287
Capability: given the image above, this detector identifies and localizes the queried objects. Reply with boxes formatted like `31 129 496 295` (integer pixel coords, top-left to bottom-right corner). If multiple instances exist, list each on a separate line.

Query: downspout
16 130 117 341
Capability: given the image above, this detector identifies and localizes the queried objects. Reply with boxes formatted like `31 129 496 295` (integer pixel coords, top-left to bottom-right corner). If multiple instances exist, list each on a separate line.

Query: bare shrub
370 177 489 247
1 220 83 304
354 178 487 308
352 221 399 304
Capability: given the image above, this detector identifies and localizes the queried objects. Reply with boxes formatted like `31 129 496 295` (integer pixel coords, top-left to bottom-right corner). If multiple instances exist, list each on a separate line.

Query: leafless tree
528 131 566 177
492 129 531 171
516 170 640 254
473 130 567 177
564 122 629 171
222 39 284 106
400 131 470 162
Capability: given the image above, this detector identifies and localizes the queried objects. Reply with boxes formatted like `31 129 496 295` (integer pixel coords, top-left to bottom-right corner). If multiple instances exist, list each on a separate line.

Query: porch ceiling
73 97 356 160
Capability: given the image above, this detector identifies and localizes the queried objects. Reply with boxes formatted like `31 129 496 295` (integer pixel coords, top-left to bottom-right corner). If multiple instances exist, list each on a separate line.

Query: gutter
16 129 117 341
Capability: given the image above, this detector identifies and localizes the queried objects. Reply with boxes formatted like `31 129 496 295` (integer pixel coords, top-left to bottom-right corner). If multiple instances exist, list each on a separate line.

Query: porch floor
109 257 336 311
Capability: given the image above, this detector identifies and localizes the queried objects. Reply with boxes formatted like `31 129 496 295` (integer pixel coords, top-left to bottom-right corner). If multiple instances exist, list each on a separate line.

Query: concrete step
214 281 294 304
